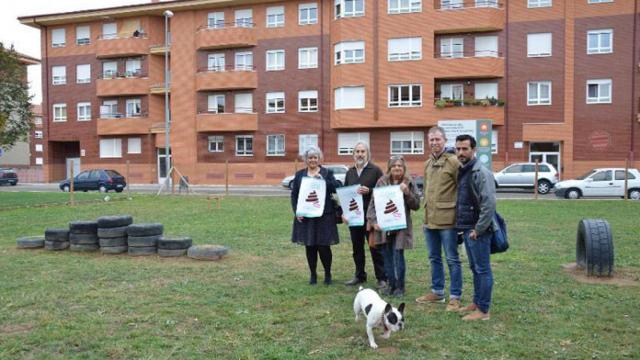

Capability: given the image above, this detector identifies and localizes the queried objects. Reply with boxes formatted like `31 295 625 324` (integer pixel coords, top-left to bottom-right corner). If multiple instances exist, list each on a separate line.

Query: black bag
334 199 343 224
467 172 509 254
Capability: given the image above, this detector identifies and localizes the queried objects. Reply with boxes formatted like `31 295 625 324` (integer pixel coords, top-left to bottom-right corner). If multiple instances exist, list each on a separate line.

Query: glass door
157 148 172 184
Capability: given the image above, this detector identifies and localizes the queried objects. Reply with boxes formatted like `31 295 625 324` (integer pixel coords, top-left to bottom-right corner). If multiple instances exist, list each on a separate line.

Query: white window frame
208 94 226 113
441 0 463 10
299 3 318 25
440 83 464 100
475 35 498 57
34 117 43 126
266 50 285 71
53 103 67 122
475 82 498 100
440 37 464 58
390 131 424 155
235 9 253 28
388 84 422 107
102 23 117 40
587 29 613 54
266 92 285 113
34 131 43 139
527 0 552 7
208 135 224 152
52 28 66 47
234 93 253 113
100 138 122 158
208 53 226 72
103 61 118 79
334 41 365 65
76 64 91 84
266 6 285 28
101 100 118 118
125 58 142 77
126 99 142 117
127 138 142 154
208 12 225 29
35 144 43 152
52 66 66 85
388 37 422 61
335 0 365 18
76 25 91 45
299 134 319 155
588 0 613 3
298 47 318 69
35 157 44 165
491 129 498 154
334 86 365 110
266 134 286 156
527 33 552 57
235 51 253 71
527 81 552 106
235 135 253 156
337 132 370 155
586 79 612 104
77 102 92 121
388 0 422 14
299 90 319 112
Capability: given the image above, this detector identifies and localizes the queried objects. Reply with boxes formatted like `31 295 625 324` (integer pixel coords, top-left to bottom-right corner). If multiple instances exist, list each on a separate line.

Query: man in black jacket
343 141 387 288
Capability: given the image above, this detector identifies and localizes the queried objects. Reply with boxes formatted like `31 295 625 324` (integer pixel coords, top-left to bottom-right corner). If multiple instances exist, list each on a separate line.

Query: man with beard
343 141 387 288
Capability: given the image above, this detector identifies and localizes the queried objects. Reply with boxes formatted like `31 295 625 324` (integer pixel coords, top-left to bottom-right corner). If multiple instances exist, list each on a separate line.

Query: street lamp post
163 10 173 185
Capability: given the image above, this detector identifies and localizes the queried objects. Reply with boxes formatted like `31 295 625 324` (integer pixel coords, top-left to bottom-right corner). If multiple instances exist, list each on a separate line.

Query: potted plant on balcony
488 97 499 106
497 99 506 106
479 99 491 107
435 99 447 109
452 99 463 107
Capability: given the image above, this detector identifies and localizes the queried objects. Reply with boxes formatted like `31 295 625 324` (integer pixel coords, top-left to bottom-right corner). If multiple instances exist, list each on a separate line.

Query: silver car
281 164 349 189
493 162 559 194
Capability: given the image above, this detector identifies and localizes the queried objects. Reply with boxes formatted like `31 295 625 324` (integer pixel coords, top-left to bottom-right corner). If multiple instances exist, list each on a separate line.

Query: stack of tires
16 236 45 249
69 221 99 252
158 236 192 257
97 215 132 254
127 223 163 256
44 228 70 251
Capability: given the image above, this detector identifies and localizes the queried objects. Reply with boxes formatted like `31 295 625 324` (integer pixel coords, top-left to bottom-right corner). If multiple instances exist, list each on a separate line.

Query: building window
128 138 142 154
527 81 551 105
35 157 44 165
388 84 422 107
587 29 613 54
126 99 142 117
76 64 91 84
335 87 365 110
335 41 365 64
266 92 285 113
235 135 253 156
267 134 285 156
77 102 92 121
125 58 142 77
208 12 225 28
52 28 65 47
586 79 612 104
103 61 117 78
35 144 43 152
208 135 224 152
338 132 369 155
235 93 253 113
440 83 463 100
34 131 43 139
440 37 463 58
299 90 318 112
335 0 365 18
441 0 463 10
298 47 318 69
266 50 285 71
76 25 91 45
588 0 613 3
53 104 67 122
235 9 253 27
388 37 422 61
476 0 499 7
52 66 66 85
528 0 551 7
100 100 118 118
475 82 498 100
207 53 225 72
299 3 318 25
388 0 421 14
299 134 319 155
208 94 225 113
34 117 43 126
235 51 253 70
491 129 498 154
527 33 552 57
100 138 122 158
475 36 498 57
266 6 285 28
102 23 117 40
390 131 424 155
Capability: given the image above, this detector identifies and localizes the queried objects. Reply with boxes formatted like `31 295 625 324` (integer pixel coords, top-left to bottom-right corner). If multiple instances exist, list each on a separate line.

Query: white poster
373 185 407 231
336 185 364 227
295 177 327 218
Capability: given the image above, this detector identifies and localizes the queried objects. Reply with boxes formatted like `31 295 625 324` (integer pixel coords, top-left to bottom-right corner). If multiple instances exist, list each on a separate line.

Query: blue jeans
424 228 462 299
381 234 405 290
463 230 493 313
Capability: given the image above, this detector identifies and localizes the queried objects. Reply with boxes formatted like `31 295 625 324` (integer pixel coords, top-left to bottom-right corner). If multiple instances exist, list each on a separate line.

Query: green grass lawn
0 194 638 359
0 191 130 209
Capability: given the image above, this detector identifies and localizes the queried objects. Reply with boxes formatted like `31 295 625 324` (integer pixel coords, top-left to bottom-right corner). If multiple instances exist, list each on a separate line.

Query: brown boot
415 293 445 304
446 299 462 312
462 310 490 321
459 303 479 314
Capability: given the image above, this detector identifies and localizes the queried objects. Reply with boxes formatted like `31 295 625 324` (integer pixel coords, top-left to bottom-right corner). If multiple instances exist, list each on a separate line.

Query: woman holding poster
291 147 340 285
367 155 420 297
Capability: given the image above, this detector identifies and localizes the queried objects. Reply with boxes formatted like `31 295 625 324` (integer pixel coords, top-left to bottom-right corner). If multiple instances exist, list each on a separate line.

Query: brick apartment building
18 0 640 185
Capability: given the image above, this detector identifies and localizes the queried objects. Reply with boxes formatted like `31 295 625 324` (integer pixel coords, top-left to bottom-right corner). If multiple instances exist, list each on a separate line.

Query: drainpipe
320 0 325 150
630 0 638 162
373 0 378 122
504 0 509 164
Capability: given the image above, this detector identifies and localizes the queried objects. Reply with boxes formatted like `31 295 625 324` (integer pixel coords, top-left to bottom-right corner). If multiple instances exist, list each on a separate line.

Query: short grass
0 191 130 209
0 194 638 359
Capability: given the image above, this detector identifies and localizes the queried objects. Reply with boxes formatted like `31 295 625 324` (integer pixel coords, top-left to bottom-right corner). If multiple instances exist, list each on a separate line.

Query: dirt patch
562 263 639 286
0 323 34 335
378 347 399 355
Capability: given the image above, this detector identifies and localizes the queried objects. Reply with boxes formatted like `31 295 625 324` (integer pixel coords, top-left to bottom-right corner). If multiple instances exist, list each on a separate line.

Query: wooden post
294 158 298 173
534 160 539 200
624 158 629 200
171 167 175 194
126 160 131 198
225 160 229 195
69 160 75 206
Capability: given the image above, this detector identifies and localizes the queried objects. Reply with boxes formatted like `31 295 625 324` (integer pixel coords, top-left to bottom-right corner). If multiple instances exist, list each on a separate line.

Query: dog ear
384 303 392 314
398 303 405 314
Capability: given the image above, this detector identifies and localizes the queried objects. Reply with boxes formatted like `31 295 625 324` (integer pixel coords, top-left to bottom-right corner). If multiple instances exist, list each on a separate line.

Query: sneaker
446 299 462 312
415 293 445 304
459 303 479 314
344 277 365 286
392 288 405 297
462 310 490 321
309 274 317 285
376 280 388 290
324 273 332 285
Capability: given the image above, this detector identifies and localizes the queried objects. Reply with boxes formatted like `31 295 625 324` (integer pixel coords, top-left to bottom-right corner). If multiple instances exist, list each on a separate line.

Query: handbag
334 198 343 224
490 212 509 254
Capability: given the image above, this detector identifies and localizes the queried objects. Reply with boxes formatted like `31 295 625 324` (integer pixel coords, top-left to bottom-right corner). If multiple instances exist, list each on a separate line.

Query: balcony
97 114 153 135
96 35 150 58
150 83 170 95
149 44 170 55
433 100 505 125
196 23 257 50
433 1 505 33
196 112 258 132
433 56 504 79
96 74 150 96
195 66 257 91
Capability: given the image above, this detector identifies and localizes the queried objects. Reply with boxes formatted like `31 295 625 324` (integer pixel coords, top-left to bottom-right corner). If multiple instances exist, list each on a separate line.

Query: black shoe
309 273 317 285
344 277 366 286
383 287 395 296
376 280 388 290
392 288 405 297
324 273 332 285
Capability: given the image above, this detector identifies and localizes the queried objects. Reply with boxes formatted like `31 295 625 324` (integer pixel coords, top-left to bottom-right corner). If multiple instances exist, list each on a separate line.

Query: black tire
62 185 70 192
577 219 614 277
99 237 127 247
537 180 551 195
101 246 128 254
565 188 582 200
69 221 98 234
127 235 161 247
287 181 293 190
45 228 69 242
115 188 123 193
97 215 133 228
97 226 128 239
187 245 229 261
10 182 17 186
70 244 100 252
128 246 157 256
44 241 69 251
158 236 192 250
17 236 45 249
69 233 99 245
127 223 163 237
628 188 640 200
158 248 188 257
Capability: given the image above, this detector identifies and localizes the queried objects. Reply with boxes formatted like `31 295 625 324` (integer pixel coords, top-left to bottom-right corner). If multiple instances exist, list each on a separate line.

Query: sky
0 0 154 104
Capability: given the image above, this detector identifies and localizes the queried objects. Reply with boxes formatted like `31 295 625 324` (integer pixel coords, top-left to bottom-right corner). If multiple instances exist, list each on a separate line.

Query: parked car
281 164 349 189
554 168 640 199
0 168 18 186
59 169 126 193
493 162 559 194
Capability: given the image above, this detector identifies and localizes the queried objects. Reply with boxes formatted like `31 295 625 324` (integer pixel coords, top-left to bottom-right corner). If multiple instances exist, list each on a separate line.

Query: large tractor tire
577 219 614 277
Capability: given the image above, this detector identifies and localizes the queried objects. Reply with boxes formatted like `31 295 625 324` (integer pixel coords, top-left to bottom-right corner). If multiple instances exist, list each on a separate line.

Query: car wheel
628 189 640 200
99 185 108 193
115 188 123 193
566 188 581 199
10 182 17 186
288 181 294 190
537 180 551 195
62 185 70 192
336 180 343 187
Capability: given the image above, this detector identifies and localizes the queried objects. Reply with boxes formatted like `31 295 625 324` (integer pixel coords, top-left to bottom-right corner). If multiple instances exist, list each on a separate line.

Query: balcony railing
196 22 257 50
96 34 150 58
195 67 257 91
98 70 146 80
437 50 501 59
99 112 148 119
434 97 504 108
97 113 153 135
199 64 256 72
201 21 256 30
436 0 501 10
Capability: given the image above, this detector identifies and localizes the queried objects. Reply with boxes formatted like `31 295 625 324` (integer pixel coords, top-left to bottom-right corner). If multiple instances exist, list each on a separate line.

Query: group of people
290 127 497 321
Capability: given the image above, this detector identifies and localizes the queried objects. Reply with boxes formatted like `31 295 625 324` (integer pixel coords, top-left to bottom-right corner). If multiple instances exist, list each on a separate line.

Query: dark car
0 168 18 186
59 169 126 193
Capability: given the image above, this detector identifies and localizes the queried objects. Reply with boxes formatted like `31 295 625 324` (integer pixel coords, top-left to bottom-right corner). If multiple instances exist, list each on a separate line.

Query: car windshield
576 170 597 180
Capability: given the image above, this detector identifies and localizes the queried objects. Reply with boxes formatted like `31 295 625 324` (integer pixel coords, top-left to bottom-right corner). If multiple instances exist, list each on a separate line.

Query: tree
0 42 34 150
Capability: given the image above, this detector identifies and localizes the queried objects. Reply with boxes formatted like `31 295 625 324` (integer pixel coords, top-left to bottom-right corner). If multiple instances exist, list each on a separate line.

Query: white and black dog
353 286 405 349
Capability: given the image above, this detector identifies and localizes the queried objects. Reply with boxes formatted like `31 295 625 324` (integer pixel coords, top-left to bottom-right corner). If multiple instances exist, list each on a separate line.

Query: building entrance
529 142 561 179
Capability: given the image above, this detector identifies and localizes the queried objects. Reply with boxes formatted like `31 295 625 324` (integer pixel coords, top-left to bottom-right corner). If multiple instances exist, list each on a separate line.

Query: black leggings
305 245 332 275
